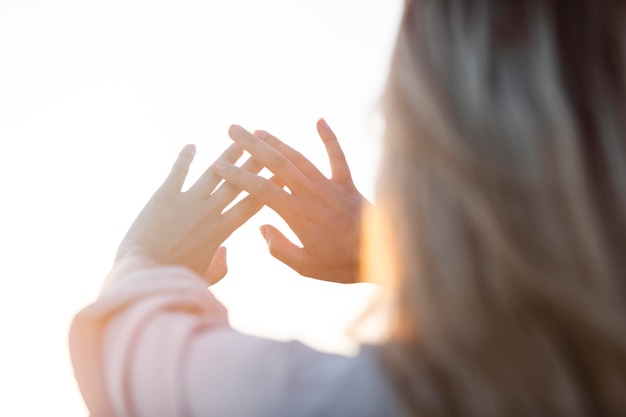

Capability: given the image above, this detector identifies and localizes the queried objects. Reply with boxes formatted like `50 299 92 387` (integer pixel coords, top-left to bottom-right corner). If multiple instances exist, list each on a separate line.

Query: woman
70 1 626 416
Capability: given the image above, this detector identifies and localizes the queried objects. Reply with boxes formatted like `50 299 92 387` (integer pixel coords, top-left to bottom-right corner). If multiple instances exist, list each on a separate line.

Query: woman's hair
378 1 626 415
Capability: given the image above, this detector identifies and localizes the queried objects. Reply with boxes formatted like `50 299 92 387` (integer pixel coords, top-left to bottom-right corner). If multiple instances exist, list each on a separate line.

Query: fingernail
213 160 227 172
255 130 269 140
319 118 329 129
260 226 268 240
229 124 244 136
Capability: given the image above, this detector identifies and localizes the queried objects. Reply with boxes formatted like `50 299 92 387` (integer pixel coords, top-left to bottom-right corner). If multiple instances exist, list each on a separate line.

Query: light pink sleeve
70 266 397 417
70 266 230 416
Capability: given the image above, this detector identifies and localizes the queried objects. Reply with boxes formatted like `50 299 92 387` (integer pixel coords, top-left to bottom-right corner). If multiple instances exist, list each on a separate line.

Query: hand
213 119 368 284
116 143 265 284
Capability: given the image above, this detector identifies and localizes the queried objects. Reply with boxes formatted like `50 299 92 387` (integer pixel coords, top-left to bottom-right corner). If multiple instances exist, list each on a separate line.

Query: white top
70 265 400 417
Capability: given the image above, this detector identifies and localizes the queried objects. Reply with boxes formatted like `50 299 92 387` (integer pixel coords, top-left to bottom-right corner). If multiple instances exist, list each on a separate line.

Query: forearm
71 261 229 416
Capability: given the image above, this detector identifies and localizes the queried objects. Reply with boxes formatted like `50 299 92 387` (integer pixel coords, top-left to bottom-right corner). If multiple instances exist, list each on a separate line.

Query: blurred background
0 0 401 415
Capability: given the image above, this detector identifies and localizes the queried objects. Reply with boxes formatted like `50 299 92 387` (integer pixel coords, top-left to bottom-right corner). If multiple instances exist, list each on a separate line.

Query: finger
164 144 196 191
254 130 325 181
316 118 353 183
259 225 309 273
204 247 228 285
220 194 264 236
220 176 284 234
187 143 243 196
213 161 291 212
208 156 264 213
228 124 308 189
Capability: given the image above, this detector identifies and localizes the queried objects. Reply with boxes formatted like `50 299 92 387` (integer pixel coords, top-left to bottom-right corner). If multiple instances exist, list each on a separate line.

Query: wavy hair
378 1 626 415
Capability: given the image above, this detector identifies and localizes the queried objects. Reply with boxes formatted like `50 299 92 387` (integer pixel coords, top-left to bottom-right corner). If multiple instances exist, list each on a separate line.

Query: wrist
100 246 159 295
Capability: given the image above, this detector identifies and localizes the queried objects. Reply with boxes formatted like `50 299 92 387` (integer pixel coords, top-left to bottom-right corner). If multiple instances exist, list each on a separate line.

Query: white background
0 0 402 415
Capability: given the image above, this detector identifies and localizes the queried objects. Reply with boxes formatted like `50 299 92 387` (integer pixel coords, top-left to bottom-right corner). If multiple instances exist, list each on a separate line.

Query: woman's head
374 1 626 414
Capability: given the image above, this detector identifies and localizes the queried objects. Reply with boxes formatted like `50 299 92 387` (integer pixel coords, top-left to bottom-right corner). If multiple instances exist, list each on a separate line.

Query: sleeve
69 266 229 417
69 266 396 417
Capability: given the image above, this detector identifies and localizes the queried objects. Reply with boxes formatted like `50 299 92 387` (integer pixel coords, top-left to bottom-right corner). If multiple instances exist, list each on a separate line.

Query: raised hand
213 119 367 284
116 143 265 285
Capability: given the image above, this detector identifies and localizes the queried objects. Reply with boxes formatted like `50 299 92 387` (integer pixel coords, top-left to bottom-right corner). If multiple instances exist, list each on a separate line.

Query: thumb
260 225 307 272
204 246 228 286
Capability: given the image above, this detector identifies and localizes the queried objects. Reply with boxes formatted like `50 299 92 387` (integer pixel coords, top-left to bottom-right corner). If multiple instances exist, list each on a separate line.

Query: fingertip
229 124 245 137
254 130 270 140
165 143 196 190
317 118 337 142
318 118 329 130
217 246 228 266
260 225 269 240
205 247 229 285
181 143 196 156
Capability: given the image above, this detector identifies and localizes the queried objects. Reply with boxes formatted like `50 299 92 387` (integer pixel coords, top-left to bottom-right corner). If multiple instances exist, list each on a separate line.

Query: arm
213 119 369 284
71 142 268 415
71 267 393 416
70 141 391 417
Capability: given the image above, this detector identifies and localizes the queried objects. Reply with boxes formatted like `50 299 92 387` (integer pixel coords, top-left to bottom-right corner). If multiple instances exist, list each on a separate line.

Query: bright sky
0 1 401 415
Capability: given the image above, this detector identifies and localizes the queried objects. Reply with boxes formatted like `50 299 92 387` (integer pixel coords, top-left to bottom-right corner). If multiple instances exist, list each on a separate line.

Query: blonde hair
378 1 626 415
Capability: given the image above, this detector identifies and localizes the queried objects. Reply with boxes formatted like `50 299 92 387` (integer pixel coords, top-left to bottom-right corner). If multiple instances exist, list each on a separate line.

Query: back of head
378 0 626 415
